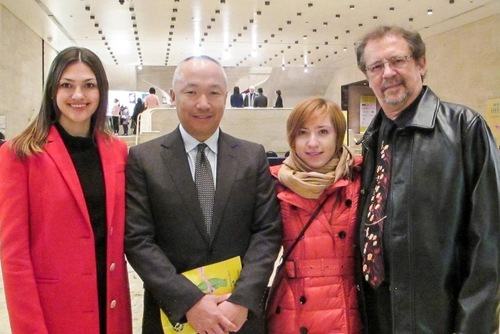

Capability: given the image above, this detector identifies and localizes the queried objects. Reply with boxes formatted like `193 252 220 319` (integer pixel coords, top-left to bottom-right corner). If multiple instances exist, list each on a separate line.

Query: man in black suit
243 86 256 107
254 87 268 108
125 55 282 333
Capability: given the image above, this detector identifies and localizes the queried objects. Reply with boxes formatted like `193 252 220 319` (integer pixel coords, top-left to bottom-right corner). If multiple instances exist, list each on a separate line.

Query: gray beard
383 89 409 106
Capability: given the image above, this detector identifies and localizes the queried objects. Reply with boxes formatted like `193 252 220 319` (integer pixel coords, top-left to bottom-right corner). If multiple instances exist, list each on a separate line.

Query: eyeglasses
365 55 413 75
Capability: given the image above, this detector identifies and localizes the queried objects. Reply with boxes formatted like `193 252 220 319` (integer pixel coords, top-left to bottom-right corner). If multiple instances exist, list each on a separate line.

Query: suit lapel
161 128 210 244
211 132 239 243
45 126 91 225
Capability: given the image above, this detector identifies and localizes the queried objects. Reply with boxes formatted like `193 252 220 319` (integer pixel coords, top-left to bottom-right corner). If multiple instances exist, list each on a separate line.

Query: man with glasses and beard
355 25 500 333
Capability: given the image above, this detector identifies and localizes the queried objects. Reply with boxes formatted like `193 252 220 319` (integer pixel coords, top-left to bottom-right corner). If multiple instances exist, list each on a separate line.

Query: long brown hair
10 47 111 158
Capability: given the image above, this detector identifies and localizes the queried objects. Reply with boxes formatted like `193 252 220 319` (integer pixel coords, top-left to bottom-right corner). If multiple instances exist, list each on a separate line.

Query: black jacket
356 87 500 333
125 128 282 333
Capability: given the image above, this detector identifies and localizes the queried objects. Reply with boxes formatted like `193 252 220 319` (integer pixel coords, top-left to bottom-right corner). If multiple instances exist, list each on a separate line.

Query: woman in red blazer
0 47 132 334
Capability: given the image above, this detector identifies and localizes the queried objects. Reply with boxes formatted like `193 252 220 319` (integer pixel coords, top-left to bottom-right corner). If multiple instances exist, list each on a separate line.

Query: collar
179 124 219 154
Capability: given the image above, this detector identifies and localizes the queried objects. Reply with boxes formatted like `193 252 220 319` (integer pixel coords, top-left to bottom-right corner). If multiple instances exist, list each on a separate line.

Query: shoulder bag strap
280 194 330 264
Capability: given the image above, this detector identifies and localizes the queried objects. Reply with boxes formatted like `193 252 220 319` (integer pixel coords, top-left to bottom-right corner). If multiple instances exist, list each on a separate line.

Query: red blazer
0 126 132 334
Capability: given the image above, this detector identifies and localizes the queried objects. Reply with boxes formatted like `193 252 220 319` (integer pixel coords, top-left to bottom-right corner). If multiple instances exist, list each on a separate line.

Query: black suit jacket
243 93 255 107
125 127 282 333
254 94 268 108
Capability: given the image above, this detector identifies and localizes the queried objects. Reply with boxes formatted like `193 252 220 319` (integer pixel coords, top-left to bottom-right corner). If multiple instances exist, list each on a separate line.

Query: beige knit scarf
278 145 353 199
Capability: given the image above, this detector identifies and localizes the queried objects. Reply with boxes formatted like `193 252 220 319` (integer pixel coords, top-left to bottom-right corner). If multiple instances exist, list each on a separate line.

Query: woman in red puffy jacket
266 97 362 333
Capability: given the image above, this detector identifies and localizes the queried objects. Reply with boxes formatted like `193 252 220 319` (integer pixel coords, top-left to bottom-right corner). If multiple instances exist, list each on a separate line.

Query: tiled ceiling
2 0 499 69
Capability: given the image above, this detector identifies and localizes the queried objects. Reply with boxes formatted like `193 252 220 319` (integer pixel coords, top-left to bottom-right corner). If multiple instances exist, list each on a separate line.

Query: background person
0 47 132 334
355 25 500 333
131 97 145 135
274 89 283 108
111 98 120 134
266 97 362 333
144 86 160 109
254 87 268 108
243 86 256 107
230 86 244 108
120 105 130 136
125 55 282 333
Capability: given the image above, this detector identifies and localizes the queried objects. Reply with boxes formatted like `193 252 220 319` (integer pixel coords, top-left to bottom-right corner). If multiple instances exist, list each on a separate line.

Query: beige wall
425 14 500 113
1 6 43 138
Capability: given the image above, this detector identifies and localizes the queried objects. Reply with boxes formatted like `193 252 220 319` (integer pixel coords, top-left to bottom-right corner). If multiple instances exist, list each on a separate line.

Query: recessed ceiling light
427 9 433 15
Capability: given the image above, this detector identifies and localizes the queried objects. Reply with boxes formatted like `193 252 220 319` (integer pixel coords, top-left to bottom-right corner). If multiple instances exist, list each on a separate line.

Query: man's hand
186 294 238 334
217 301 248 332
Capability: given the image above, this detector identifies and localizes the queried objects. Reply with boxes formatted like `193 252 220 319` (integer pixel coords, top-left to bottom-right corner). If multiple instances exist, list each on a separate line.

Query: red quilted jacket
267 157 363 334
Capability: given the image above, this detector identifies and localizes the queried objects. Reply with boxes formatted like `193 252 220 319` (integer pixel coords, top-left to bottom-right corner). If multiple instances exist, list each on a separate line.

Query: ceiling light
350 5 355 9
427 9 433 15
